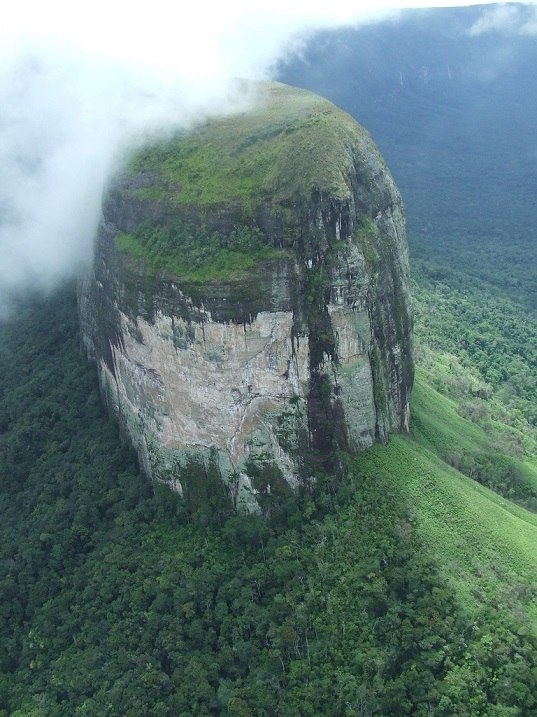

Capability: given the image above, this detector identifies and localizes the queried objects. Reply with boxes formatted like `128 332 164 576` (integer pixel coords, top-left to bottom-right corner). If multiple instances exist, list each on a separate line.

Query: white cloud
521 10 537 34
468 3 537 36
468 5 522 35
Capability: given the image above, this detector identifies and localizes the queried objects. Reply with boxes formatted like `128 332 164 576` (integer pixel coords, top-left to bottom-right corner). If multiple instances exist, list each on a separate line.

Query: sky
0 0 535 314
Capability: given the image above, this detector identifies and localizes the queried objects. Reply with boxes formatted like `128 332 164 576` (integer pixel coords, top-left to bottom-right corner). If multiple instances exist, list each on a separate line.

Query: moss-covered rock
79 81 413 513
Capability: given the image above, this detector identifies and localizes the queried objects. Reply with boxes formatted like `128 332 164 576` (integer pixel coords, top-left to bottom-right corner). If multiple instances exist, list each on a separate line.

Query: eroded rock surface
79 81 413 511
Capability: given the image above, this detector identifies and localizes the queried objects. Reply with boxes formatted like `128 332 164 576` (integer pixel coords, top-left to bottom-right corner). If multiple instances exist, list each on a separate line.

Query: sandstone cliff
78 82 413 512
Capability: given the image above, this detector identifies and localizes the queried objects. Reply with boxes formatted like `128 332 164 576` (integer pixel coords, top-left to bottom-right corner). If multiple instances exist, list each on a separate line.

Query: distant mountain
280 4 537 302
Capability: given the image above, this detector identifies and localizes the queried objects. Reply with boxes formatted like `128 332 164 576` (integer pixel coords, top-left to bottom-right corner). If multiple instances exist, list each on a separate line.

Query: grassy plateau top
126 81 377 211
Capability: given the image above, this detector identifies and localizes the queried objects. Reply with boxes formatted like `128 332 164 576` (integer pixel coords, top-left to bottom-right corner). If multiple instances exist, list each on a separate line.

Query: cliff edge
78 81 413 512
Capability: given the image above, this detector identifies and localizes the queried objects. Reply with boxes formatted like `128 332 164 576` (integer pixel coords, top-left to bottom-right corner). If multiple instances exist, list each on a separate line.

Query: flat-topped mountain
79 81 413 513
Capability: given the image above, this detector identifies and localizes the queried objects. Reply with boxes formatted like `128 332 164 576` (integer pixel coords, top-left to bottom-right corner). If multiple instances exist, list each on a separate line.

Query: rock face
79 82 413 512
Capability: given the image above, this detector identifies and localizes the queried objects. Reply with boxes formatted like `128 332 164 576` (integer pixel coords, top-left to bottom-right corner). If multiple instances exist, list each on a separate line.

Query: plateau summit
79 82 413 513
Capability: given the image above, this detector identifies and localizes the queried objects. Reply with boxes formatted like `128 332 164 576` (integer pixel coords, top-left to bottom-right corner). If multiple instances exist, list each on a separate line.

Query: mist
0 0 532 315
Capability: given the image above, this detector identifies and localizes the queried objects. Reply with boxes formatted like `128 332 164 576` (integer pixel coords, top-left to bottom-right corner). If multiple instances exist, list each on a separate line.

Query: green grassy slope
359 374 537 622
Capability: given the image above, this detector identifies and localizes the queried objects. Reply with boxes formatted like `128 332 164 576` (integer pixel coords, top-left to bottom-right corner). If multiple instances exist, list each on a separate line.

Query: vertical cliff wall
78 82 413 512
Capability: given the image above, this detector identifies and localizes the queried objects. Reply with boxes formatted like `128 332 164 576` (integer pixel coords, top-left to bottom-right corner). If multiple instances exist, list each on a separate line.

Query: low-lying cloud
468 4 537 36
0 49 252 315
0 1 396 315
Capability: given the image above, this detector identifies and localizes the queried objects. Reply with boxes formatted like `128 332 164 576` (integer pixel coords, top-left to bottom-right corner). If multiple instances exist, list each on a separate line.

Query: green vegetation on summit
115 222 283 284
128 82 373 209
113 81 389 285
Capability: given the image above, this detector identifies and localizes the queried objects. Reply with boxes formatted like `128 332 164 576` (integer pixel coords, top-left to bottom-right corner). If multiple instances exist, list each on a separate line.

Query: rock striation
79 81 413 512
